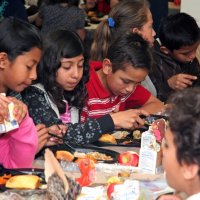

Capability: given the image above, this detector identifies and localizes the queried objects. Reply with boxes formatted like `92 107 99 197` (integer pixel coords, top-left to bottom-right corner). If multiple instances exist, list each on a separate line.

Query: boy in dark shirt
149 13 200 102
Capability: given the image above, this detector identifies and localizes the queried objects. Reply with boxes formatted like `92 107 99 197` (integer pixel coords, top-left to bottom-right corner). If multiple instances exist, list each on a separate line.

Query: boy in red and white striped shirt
81 33 164 130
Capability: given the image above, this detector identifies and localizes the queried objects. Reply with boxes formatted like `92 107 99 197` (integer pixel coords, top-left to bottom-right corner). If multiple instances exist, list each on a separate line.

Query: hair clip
107 17 115 28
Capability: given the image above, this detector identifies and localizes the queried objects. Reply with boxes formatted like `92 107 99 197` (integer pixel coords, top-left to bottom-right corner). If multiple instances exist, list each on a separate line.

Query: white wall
181 0 200 26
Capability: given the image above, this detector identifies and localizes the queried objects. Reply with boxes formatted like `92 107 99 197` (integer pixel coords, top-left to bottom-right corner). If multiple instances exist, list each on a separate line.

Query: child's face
56 54 84 91
138 8 155 47
1 47 41 93
169 41 200 64
162 128 186 192
86 0 97 9
105 64 148 96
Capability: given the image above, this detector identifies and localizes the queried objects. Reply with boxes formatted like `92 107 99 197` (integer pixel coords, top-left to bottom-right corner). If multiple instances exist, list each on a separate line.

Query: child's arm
126 85 165 114
140 95 165 114
64 114 115 144
22 86 62 127
0 113 38 168
109 109 149 130
64 109 149 144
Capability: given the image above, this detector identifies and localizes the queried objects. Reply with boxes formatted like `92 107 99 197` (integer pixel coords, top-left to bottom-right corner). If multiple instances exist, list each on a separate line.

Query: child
91 0 155 61
0 17 42 168
161 87 200 200
90 0 157 96
22 30 149 148
149 13 200 102
81 33 165 123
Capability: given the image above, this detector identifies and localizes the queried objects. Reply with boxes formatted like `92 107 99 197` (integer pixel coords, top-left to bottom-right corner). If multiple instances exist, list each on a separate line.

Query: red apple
118 151 139 166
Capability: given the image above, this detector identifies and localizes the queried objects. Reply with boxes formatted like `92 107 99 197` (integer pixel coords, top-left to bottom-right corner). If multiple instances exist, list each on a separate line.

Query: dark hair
107 33 152 73
90 0 149 61
158 13 200 51
0 17 42 61
47 0 79 6
36 30 89 113
167 88 200 176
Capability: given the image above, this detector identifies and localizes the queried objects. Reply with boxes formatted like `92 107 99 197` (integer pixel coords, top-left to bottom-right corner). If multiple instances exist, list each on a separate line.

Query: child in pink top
0 17 42 168
0 113 38 168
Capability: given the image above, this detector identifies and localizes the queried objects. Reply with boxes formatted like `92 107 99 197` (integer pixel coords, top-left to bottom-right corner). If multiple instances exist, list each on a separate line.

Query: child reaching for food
81 33 165 125
0 17 42 168
22 29 150 149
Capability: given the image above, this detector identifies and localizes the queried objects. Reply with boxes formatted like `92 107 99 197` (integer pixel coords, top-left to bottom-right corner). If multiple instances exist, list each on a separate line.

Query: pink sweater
0 113 38 169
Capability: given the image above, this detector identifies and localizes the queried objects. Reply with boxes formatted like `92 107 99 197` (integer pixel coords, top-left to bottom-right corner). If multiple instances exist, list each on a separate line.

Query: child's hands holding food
110 109 149 130
8 97 27 123
0 94 12 122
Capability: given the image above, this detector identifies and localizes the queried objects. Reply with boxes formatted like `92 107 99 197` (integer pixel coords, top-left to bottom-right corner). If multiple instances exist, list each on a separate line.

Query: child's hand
47 124 68 145
8 97 27 123
0 94 11 121
110 109 149 130
36 124 49 153
167 74 197 90
48 124 67 136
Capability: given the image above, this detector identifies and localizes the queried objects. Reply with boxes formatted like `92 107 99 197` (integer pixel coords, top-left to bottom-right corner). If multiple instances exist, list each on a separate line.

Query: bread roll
6 175 40 189
56 150 74 161
99 134 117 144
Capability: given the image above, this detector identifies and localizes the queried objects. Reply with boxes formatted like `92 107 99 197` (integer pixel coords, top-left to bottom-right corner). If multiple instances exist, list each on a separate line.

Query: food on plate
118 171 130 178
56 150 113 162
121 140 132 145
86 152 112 161
118 151 139 166
99 134 117 144
0 174 12 185
6 175 40 189
56 150 74 161
74 151 113 161
132 130 142 140
74 151 86 158
112 131 129 139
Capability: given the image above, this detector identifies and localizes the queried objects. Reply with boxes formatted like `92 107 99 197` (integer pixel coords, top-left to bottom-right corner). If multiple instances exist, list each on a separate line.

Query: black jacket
21 85 115 145
149 40 200 102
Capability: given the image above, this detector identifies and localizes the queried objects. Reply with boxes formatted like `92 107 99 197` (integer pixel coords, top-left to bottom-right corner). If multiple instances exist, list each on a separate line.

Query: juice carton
138 119 166 174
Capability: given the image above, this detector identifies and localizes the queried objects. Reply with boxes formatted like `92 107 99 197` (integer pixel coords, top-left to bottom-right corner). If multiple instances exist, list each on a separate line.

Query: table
33 144 174 199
